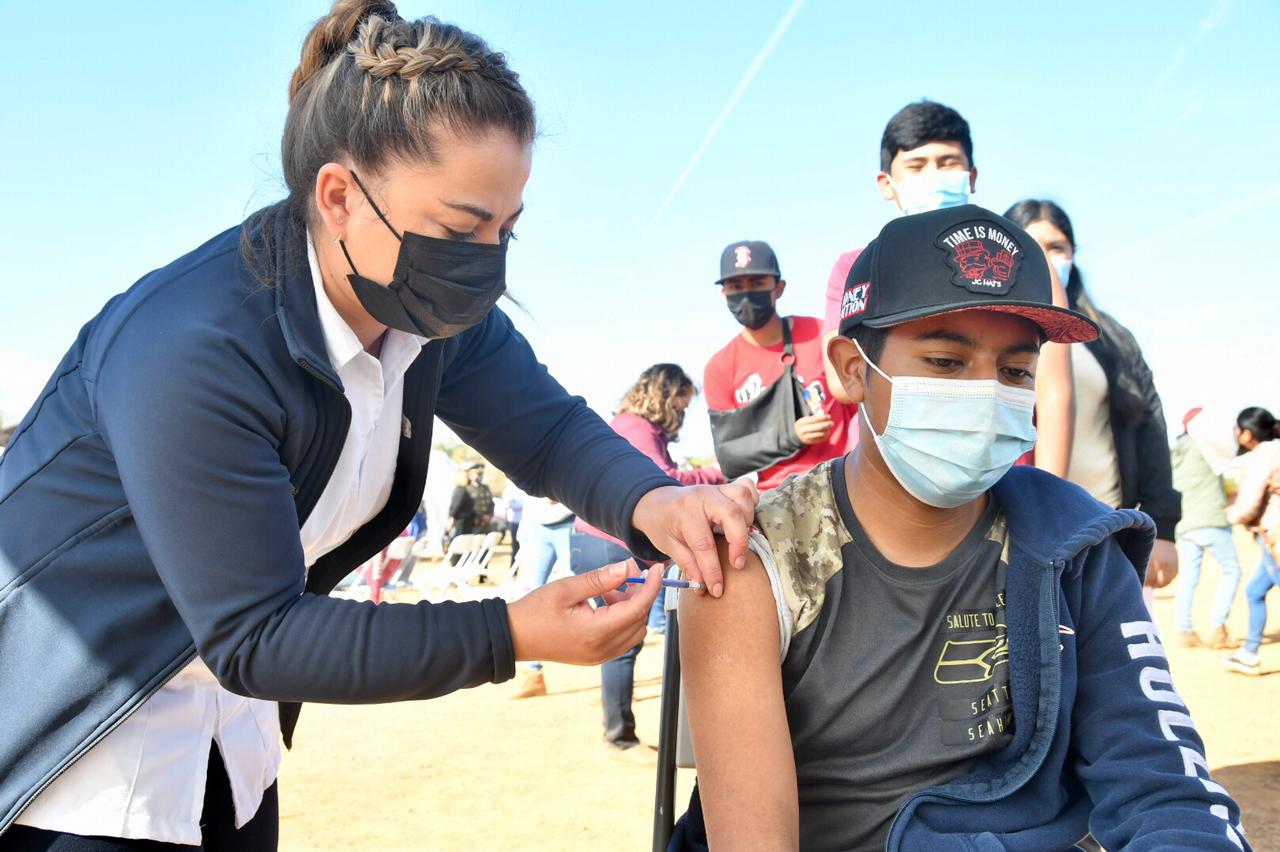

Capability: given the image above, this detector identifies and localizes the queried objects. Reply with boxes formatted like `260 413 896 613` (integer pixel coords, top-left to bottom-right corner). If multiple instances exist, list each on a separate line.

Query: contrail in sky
1121 180 1280 256
645 0 805 232
1143 0 1231 109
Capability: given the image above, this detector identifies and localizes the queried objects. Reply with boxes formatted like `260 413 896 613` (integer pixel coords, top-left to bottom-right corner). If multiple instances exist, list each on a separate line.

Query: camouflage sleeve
753 462 852 645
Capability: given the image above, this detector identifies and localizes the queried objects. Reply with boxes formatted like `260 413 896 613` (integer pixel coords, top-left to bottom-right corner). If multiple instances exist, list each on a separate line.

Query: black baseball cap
837 204 1097 344
715 240 781 285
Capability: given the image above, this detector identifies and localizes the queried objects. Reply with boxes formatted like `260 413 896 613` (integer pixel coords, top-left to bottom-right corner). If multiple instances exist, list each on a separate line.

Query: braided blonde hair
244 0 535 274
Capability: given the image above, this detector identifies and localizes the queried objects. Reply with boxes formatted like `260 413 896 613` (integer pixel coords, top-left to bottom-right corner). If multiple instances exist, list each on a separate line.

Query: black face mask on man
337 171 508 339
726 289 776 330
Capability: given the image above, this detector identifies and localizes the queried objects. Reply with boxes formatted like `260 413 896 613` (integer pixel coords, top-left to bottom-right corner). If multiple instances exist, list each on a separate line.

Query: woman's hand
631 479 759 597
507 560 662 664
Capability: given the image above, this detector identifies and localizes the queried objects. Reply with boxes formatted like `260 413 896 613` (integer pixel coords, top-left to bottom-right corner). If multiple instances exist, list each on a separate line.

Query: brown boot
511 671 547 699
1177 630 1203 648
1207 625 1236 650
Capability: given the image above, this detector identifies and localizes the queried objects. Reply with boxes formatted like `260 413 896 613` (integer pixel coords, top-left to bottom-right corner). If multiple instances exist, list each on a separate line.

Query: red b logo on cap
734 245 752 269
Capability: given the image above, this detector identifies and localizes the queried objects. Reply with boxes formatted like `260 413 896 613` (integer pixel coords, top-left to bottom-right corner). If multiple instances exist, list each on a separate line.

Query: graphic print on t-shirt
753 460 1018 851
734 372 830 413
932 541 1014 747
934 609 1007 684
734 373 765 405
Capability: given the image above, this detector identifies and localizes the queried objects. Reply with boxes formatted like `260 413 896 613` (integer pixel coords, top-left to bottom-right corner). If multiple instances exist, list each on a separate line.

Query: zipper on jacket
20 356 353 826
1050 559 1064 649
884 557 1068 849
4 649 197 832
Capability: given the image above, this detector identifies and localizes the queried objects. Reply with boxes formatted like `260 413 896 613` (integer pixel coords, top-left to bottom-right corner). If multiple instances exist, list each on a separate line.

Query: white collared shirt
17 236 424 844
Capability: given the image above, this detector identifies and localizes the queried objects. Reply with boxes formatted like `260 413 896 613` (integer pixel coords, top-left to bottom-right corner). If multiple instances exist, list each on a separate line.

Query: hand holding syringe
621 574 706 592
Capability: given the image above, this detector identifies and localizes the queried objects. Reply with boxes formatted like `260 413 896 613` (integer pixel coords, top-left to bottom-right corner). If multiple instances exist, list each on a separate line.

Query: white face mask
854 339 1037 508
889 170 971 216
1051 256 1073 288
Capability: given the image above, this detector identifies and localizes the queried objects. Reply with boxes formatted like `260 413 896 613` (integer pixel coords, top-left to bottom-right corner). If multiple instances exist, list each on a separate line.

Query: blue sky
2 0 1277 459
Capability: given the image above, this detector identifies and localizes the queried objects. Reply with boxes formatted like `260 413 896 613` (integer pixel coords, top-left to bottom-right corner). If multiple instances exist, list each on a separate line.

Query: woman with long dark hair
0 4 755 847
1005 200 1181 592
1222 406 1280 675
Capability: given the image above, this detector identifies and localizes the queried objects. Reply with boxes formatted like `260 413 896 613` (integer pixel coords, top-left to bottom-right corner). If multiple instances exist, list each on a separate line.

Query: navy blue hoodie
672 466 1248 851
0 206 677 833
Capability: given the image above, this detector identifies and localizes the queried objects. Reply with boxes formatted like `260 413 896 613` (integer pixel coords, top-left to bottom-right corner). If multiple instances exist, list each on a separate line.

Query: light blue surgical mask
1051 257 1073 289
889 169 971 215
854 340 1037 508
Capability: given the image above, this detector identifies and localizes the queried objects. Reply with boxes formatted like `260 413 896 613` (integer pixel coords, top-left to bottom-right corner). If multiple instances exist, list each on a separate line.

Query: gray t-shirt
756 458 1012 852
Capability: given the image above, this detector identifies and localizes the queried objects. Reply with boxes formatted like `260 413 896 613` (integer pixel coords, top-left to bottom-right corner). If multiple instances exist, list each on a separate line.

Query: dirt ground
279 535 1280 851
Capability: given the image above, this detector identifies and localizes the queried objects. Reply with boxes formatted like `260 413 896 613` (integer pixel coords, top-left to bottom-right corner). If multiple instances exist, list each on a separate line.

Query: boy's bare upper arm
678 538 798 851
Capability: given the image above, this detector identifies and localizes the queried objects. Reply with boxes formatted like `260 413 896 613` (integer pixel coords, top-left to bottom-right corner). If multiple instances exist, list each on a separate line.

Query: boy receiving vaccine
675 205 1248 852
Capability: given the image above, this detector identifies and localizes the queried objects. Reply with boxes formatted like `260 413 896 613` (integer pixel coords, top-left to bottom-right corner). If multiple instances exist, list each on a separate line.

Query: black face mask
726 290 776 330
338 171 508 339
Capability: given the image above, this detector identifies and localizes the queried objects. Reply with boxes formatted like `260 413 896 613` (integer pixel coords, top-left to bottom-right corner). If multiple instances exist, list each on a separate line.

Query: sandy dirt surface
279 537 1279 850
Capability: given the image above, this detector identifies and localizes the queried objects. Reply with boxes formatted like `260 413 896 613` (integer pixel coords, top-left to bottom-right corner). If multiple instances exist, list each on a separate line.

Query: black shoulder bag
708 318 807 480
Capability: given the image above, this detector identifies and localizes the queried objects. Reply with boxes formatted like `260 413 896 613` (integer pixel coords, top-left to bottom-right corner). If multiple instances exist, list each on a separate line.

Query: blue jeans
647 580 668 633
571 531 643 747
1244 545 1280 654
1175 527 1243 631
519 519 574 672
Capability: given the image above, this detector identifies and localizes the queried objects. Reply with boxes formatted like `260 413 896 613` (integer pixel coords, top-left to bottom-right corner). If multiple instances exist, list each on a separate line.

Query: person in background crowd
445 468 476 552
1222 406 1280 675
0 3 760 845
600 364 726 634
407 503 427 541
1172 407 1242 648
705 241 852 490
1006 199 1180 594
510 494 577 698
821 101 1075 477
360 527 415 604
384 502 429 589
464 462 495 532
575 364 728 754
501 482 523 560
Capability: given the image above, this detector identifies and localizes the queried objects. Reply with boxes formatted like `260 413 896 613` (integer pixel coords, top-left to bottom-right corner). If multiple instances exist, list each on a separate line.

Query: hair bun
289 0 401 103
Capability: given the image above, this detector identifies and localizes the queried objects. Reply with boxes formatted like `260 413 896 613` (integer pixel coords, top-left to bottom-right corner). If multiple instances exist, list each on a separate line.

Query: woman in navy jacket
0 3 754 849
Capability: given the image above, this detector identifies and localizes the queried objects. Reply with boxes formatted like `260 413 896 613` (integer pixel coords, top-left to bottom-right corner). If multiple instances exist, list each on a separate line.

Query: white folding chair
419 535 480 600
444 532 506 600
471 531 506 584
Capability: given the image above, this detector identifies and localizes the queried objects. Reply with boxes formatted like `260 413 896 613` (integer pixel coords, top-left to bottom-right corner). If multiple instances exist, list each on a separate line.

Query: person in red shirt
705 240 852 490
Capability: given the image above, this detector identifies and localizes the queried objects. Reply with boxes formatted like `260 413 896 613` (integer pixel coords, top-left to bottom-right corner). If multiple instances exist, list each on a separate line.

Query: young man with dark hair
821 100 1075 478
704 240 853 490
821 100 976 337
675 205 1247 851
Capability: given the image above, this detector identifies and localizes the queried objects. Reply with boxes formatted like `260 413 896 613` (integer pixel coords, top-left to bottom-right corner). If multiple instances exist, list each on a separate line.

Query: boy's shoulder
755 460 851 635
